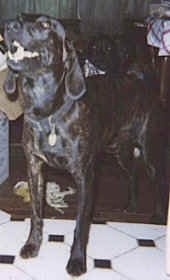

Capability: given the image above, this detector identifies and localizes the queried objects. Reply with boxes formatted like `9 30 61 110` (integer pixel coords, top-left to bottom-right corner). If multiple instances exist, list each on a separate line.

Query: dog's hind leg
145 105 168 224
148 136 168 224
108 138 139 212
66 166 95 276
20 154 44 259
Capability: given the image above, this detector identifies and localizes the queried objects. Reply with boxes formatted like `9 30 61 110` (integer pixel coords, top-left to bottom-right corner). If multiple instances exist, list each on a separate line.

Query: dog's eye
41 22 50 29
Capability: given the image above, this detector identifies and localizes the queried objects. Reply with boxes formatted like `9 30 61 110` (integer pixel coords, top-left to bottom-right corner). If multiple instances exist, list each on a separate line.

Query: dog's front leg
66 167 95 276
20 154 44 259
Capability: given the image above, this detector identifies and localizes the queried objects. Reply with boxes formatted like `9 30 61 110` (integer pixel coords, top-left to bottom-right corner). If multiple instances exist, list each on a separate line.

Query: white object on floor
46 182 76 214
13 181 76 214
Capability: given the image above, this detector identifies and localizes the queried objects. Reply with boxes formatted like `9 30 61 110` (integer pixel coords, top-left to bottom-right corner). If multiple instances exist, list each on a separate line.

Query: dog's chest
26 106 80 168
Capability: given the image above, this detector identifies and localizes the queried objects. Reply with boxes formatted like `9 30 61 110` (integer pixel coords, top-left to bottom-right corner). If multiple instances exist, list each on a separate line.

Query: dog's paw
20 243 39 259
66 258 86 276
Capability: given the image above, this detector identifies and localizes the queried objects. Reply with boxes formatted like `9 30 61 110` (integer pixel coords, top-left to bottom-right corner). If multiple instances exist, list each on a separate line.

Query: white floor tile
80 268 129 280
0 264 33 280
0 217 168 279
0 209 11 224
15 243 71 280
0 221 48 255
113 247 170 280
156 236 166 251
88 224 137 259
66 224 137 259
43 218 76 235
108 222 166 240
0 221 30 255
15 242 94 280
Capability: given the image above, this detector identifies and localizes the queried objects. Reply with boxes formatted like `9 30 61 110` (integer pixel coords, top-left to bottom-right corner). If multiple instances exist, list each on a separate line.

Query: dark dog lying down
4 15 167 276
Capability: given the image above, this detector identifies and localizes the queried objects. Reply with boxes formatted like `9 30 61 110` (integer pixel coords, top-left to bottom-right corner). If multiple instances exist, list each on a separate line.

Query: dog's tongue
3 68 17 95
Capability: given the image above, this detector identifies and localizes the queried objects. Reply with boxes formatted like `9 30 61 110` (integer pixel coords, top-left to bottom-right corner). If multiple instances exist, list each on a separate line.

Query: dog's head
3 14 86 104
5 15 67 72
86 33 118 74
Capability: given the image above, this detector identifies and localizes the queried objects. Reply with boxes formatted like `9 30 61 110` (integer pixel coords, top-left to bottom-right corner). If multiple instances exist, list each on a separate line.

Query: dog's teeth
7 51 13 60
8 40 39 62
24 51 39 58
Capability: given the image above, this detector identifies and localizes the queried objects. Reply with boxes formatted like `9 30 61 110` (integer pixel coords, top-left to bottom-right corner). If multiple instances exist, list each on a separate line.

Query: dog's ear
64 41 86 100
50 19 67 61
50 18 86 100
3 69 17 96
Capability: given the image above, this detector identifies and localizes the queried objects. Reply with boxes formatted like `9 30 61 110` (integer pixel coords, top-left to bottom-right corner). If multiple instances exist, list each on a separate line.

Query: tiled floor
0 210 168 280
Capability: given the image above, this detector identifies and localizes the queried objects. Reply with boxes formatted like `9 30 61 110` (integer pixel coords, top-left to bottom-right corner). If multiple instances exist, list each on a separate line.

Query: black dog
3 15 167 276
82 32 168 215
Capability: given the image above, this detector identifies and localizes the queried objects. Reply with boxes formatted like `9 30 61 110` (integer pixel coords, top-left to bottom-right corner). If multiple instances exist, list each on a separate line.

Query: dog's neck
24 95 74 147
21 67 67 112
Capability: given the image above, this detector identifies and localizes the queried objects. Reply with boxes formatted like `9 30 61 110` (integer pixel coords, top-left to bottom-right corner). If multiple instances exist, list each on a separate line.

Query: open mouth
7 41 39 63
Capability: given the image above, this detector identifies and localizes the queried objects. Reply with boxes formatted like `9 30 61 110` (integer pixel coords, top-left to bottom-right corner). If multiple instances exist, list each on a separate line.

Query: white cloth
83 59 106 78
147 17 170 56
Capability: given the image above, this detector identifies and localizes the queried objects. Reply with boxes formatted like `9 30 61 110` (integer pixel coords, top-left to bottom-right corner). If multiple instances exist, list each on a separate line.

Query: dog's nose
6 20 21 33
